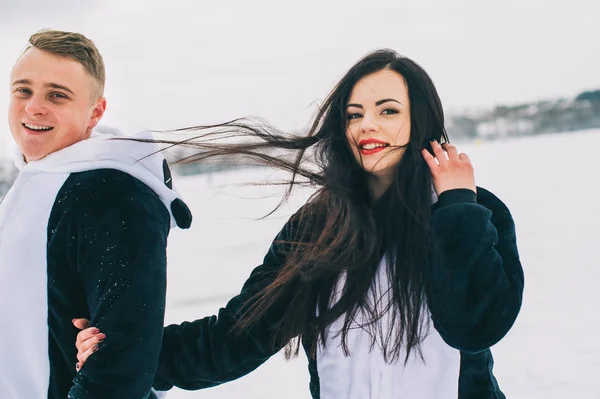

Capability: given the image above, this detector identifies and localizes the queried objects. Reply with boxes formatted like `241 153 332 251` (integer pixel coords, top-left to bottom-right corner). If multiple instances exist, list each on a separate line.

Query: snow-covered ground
162 129 600 399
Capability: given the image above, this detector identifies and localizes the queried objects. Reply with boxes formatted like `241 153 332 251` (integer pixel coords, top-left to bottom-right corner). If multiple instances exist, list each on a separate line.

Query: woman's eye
382 108 399 115
346 113 362 120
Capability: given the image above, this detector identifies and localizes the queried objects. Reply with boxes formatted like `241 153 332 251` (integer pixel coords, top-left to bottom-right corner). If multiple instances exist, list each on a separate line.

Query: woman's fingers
76 342 100 367
75 327 101 349
72 318 90 330
431 141 447 165
424 141 475 194
79 332 105 354
442 143 459 160
421 147 438 171
459 152 471 163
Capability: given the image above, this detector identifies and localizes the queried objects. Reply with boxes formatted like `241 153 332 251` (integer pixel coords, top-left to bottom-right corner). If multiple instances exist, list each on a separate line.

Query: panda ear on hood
162 160 192 229
162 160 173 189
171 198 192 229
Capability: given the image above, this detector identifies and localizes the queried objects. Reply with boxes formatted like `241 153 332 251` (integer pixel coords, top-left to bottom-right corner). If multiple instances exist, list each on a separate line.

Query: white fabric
13 125 185 227
0 173 68 398
316 259 461 399
153 389 169 398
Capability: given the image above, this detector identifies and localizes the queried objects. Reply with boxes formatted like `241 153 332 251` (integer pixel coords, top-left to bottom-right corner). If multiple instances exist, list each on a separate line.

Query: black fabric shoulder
51 169 168 226
476 186 512 214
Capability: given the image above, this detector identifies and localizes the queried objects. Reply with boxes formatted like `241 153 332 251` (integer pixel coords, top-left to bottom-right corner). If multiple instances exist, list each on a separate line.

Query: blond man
0 30 191 398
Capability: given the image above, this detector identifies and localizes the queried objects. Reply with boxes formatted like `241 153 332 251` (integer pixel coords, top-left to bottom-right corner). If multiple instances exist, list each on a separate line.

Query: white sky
0 0 598 155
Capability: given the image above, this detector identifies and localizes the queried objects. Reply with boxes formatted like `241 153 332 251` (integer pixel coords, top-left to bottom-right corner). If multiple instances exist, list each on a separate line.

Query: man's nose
24 95 48 117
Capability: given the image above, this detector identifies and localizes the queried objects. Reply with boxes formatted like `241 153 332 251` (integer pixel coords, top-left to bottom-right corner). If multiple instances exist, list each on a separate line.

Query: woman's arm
153 221 296 390
427 187 524 354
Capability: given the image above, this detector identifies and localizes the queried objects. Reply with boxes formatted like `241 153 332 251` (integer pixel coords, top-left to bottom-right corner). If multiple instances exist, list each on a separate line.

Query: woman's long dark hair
159 49 449 363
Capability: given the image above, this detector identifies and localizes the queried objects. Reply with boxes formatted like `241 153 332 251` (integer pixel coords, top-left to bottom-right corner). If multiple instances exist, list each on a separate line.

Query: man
0 30 191 398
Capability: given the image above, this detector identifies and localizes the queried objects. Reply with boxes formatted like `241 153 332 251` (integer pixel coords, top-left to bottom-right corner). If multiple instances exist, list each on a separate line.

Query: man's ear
88 97 107 130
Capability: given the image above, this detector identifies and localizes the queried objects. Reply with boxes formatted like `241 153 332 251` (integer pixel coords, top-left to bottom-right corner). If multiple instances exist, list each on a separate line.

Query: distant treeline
446 89 600 140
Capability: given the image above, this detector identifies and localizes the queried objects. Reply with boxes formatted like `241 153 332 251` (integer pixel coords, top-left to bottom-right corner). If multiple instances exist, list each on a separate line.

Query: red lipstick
357 138 389 155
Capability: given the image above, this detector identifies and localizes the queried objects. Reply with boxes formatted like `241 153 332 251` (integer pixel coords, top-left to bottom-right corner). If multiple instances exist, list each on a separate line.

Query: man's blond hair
27 29 105 100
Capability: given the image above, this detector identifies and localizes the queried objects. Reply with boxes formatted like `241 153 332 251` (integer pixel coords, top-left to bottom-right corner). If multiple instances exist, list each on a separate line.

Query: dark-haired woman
74 49 523 398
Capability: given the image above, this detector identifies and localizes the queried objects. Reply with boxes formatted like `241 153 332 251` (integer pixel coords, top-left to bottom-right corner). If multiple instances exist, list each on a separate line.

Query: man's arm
68 189 170 399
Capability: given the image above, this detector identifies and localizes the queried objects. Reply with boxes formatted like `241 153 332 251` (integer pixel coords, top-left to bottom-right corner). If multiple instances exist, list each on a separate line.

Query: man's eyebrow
46 83 75 95
12 79 31 86
12 79 75 95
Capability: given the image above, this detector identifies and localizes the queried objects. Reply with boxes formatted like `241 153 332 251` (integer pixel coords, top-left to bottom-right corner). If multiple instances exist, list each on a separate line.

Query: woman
74 49 524 398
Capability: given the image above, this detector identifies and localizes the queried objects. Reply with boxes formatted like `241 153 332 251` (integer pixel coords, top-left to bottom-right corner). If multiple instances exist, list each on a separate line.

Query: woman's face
345 69 411 182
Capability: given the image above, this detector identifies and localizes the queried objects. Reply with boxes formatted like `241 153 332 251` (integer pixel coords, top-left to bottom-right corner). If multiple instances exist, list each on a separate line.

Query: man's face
8 47 106 162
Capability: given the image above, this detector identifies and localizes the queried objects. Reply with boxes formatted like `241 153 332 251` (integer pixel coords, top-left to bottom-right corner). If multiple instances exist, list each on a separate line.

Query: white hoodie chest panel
316 259 461 399
0 171 69 398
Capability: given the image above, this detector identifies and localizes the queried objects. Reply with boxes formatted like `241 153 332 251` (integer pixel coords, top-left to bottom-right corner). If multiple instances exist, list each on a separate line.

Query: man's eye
50 92 68 99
